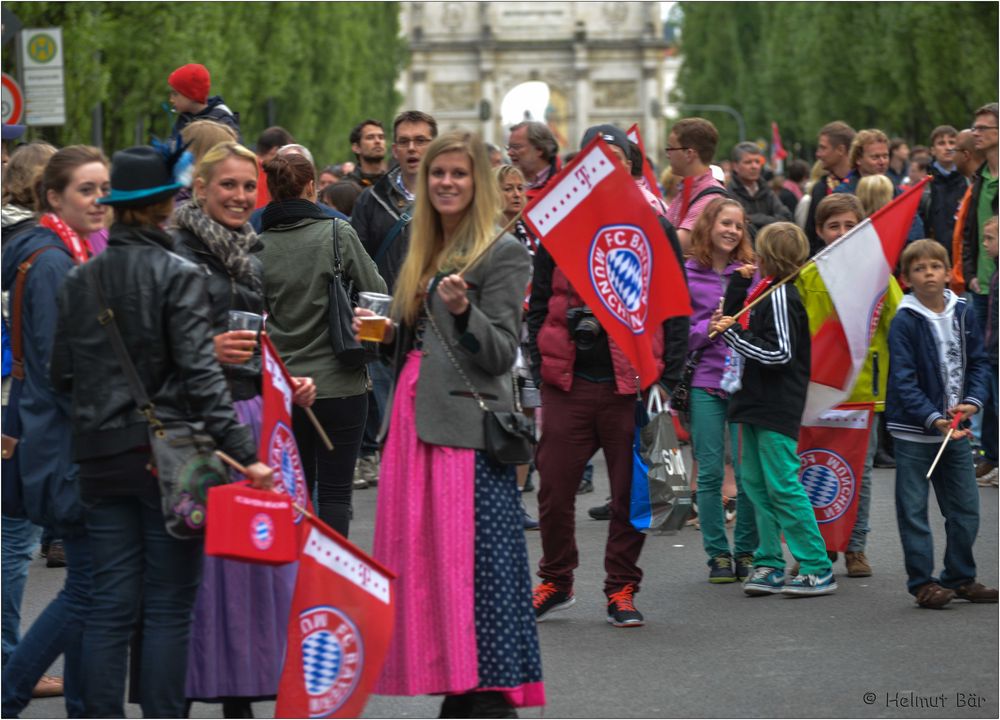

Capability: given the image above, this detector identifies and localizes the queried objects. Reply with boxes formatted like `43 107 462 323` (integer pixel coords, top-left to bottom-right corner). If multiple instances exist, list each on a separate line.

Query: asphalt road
15 456 999 719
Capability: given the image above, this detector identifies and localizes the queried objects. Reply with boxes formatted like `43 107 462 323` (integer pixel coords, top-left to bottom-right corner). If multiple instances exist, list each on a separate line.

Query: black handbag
327 219 368 369
89 270 228 540
669 349 703 415
423 298 535 465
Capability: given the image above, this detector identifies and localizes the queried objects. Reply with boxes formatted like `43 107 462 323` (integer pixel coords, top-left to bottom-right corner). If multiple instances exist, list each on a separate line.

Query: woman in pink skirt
354 130 543 718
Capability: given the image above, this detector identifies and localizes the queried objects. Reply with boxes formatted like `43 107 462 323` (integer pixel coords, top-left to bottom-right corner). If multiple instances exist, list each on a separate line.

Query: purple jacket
685 258 743 390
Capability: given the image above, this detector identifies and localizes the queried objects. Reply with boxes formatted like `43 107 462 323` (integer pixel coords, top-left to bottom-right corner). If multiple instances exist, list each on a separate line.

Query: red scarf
739 276 775 329
39 213 92 265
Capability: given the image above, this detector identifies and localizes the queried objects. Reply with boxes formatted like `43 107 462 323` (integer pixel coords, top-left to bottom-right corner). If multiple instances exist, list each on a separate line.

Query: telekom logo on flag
523 136 691 389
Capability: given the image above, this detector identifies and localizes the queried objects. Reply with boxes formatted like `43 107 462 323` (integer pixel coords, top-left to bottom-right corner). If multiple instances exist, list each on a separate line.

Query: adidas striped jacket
721 283 811 439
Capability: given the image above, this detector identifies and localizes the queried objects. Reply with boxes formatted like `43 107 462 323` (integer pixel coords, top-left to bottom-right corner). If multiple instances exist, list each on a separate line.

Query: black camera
567 306 603 351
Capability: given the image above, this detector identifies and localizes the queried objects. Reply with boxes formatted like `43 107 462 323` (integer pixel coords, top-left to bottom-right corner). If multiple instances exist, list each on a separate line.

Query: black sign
2 7 23 46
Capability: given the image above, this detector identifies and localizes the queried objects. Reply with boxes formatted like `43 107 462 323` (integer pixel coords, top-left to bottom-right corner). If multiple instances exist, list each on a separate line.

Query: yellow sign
27 33 57 63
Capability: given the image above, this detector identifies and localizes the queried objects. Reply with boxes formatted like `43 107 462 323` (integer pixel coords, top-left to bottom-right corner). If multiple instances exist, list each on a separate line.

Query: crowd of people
0 60 996 718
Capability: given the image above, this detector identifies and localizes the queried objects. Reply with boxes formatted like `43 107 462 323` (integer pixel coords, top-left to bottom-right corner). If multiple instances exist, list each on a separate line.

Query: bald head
955 129 985 178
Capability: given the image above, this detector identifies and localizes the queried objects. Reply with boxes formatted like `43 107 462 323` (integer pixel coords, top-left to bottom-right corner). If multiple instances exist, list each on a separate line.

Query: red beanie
168 63 210 104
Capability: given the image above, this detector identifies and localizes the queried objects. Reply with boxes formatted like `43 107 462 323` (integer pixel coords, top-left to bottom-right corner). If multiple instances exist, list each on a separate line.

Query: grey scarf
172 200 260 291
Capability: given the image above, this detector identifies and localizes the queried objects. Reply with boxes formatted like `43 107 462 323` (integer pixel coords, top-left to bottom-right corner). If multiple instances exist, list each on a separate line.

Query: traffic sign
1 72 24 124
19 27 65 126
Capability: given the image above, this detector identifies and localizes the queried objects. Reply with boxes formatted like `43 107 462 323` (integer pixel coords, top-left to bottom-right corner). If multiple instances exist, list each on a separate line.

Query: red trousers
535 379 645 596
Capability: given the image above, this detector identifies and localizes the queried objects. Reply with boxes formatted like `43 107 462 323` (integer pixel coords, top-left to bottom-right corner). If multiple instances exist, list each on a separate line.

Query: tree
2 2 407 164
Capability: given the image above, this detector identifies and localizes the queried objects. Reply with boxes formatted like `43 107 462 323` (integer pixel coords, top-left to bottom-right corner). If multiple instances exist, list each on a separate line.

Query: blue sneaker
782 570 838 596
743 566 785 596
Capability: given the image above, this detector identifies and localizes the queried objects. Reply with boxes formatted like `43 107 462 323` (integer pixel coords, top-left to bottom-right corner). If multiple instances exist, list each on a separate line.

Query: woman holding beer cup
256 149 385 537
353 131 544 717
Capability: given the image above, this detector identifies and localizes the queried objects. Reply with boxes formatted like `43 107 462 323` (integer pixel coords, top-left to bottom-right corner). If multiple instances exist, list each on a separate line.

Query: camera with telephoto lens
566 306 603 351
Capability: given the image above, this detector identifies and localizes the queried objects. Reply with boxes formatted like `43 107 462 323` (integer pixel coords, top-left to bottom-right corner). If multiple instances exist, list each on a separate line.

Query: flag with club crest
275 516 396 718
523 136 691 389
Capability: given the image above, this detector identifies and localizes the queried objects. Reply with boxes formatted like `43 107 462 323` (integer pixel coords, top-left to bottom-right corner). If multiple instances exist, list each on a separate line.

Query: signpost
1 72 24 124
19 27 66 126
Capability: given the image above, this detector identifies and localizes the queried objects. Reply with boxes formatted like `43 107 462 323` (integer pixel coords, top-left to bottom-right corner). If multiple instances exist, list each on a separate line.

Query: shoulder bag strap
331 218 343 273
373 210 412 266
85 266 162 429
10 246 60 380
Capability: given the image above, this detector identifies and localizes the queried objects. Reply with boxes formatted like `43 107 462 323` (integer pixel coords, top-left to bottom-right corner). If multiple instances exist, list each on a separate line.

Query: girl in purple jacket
684 198 758 583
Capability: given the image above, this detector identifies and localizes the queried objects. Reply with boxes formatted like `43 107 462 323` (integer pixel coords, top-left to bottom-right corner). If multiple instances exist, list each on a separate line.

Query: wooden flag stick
215 450 319 521
300 399 334 452
456 210 524 277
707 270 802 339
925 413 964 480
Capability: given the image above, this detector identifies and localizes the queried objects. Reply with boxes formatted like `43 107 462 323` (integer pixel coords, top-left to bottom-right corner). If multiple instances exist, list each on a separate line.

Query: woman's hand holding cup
214 331 257 365
354 292 394 344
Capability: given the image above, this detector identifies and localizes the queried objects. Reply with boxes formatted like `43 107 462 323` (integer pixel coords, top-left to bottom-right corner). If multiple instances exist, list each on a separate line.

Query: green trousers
739 424 831 575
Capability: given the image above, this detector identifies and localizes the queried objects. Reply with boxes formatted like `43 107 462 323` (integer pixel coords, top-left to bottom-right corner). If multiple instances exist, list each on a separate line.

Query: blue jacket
0 226 83 535
885 292 988 437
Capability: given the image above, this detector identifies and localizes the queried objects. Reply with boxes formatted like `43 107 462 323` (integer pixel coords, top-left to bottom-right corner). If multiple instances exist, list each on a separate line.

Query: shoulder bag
423 297 534 465
668 349 703 415
88 268 228 540
327 219 368 368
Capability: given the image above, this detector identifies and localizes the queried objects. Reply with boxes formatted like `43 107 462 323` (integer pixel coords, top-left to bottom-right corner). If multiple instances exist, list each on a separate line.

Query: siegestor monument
398 2 673 152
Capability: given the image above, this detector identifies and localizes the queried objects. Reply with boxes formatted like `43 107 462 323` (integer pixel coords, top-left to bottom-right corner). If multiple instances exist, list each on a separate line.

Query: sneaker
873 449 896 469
588 501 611 521
352 461 369 489
743 566 785 596
708 554 736 584
521 499 539 531
533 581 575 621
915 582 956 609
606 583 644 627
734 554 754 582
577 464 594 494
845 551 872 577
977 466 999 487
45 541 66 569
723 496 737 526
975 460 996 478
783 570 838 596
953 581 999 603
359 453 379 486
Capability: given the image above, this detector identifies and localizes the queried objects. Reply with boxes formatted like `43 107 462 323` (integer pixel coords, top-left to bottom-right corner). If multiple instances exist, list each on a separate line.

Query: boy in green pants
712 223 837 596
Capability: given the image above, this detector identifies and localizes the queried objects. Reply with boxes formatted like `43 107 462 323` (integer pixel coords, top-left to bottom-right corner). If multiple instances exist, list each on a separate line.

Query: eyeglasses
971 125 998 133
505 143 527 152
394 137 432 148
664 146 690 152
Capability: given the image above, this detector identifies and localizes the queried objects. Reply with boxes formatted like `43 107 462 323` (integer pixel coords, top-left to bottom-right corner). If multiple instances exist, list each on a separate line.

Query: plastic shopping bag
629 391 692 534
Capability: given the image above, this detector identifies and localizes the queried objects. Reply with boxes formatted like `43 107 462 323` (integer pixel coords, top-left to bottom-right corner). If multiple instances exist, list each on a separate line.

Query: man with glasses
350 110 438 489
506 121 560 199
663 117 725 252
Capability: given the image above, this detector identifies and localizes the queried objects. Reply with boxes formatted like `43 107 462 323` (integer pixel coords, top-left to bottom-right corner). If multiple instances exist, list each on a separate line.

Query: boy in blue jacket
886 239 996 608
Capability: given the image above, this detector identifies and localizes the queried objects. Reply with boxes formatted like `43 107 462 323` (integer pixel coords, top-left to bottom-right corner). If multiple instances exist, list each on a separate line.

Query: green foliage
2 2 407 164
673 1 999 158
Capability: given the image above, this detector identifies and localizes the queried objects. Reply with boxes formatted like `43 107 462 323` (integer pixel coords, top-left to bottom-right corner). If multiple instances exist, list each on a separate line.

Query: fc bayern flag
797 403 874 552
261 333 312 528
275 516 396 718
523 136 691 389
626 123 663 200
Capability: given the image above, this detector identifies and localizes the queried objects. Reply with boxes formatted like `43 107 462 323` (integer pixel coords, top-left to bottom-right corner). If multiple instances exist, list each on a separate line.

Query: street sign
1 72 24 124
19 27 66 126
2 6 23 46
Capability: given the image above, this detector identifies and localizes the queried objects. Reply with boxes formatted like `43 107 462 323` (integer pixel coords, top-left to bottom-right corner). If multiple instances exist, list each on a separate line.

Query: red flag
275 516 396 718
260 333 312 529
770 121 788 168
797 403 874 552
523 137 691 389
626 123 663 200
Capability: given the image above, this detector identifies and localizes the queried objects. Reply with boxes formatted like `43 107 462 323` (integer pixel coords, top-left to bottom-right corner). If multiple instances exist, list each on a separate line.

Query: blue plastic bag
629 392 692 534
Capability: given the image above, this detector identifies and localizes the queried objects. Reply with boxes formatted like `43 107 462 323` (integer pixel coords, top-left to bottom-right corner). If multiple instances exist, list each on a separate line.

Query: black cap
581 124 630 156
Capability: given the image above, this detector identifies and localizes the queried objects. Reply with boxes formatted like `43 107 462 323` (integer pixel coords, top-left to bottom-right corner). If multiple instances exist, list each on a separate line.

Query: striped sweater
721 283 811 439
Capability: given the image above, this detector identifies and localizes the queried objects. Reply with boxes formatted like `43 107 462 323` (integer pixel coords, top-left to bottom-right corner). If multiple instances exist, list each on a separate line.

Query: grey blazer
385 234 531 450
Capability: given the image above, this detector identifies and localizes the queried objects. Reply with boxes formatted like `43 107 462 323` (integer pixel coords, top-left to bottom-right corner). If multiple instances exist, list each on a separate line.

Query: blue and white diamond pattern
607 248 643 312
302 629 342 696
801 465 839 508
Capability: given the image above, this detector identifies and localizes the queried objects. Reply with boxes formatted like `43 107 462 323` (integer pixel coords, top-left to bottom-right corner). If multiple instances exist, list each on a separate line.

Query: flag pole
456 209 524 277
261 333 334 451
215 450 320 522
925 413 963 479
707 267 805 339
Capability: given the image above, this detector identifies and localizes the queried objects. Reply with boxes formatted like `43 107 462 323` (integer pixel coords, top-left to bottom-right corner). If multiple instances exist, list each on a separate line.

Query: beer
358 315 388 342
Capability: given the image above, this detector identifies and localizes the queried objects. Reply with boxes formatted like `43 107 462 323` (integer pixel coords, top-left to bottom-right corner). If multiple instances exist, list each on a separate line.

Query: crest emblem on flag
799 449 855 523
589 224 652 332
268 421 308 523
251 513 275 550
299 606 363 716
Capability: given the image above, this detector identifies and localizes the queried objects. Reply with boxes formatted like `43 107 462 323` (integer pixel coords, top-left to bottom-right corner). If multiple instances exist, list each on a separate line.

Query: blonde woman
356 131 543 717
856 174 895 217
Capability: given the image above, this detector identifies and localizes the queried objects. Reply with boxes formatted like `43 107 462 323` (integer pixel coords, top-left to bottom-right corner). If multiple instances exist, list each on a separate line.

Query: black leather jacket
50 223 256 466
171 227 264 402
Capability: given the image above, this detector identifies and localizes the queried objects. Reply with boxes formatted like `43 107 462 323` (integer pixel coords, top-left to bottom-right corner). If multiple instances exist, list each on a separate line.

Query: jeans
536 380 645 595
1 535 91 718
293 393 368 538
848 418 879 552
689 389 757 561
894 436 980 595
361 361 393 457
980 368 998 465
1 515 41 666
970 293 989 448
739 424 830 575
82 494 203 718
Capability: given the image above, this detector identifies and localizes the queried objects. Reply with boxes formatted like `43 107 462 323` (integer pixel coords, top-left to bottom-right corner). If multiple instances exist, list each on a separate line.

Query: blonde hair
848 129 889 171
855 174 894 217
393 130 500 324
2 141 57 208
494 163 524 186
181 120 239 165
195 141 258 187
755 222 809 280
